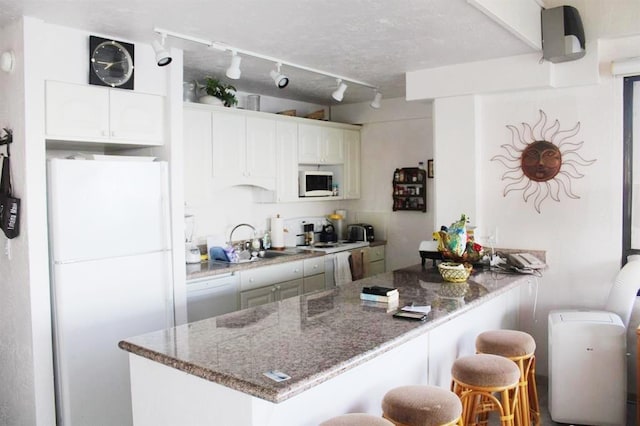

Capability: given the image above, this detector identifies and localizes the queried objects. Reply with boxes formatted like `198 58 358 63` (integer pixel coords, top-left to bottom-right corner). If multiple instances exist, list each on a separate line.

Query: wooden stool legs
451 354 521 426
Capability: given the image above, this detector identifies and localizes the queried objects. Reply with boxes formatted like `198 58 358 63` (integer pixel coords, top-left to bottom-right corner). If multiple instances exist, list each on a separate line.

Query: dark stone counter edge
118 273 525 404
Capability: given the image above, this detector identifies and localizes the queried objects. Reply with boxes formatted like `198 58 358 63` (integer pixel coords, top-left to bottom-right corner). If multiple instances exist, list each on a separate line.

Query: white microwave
299 171 333 197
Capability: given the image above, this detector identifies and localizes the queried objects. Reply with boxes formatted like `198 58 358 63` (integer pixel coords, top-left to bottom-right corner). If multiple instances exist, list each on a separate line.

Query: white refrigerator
47 158 175 426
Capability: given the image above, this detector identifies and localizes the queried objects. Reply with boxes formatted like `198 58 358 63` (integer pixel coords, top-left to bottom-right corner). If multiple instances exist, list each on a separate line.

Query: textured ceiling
0 0 537 104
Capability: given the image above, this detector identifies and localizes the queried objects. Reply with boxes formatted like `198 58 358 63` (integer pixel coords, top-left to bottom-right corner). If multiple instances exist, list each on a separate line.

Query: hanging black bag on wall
0 155 20 239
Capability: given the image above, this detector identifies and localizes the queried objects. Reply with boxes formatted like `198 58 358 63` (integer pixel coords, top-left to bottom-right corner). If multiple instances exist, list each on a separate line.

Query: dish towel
334 251 352 286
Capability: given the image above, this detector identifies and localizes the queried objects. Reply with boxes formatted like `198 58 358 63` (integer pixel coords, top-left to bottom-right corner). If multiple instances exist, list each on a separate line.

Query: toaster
347 224 375 242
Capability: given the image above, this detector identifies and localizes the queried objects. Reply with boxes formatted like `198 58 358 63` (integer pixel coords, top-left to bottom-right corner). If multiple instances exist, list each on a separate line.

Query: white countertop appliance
47 158 174 425
299 170 333 197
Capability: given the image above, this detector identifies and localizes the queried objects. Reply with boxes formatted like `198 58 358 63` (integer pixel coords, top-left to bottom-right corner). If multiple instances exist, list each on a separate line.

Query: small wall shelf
392 167 426 212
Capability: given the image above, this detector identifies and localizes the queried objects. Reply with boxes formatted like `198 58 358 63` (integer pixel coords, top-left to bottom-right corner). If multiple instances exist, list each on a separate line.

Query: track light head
370 91 382 109
331 79 347 102
226 51 242 79
152 34 172 66
270 63 289 88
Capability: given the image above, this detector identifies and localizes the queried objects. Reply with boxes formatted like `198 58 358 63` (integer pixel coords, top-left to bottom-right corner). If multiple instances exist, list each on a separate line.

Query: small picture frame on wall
427 159 434 178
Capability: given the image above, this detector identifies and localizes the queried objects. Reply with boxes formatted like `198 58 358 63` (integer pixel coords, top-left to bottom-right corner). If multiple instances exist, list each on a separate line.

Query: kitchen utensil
303 223 314 246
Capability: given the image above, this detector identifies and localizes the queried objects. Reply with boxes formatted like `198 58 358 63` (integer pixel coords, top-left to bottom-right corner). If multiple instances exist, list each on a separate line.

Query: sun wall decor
491 109 596 213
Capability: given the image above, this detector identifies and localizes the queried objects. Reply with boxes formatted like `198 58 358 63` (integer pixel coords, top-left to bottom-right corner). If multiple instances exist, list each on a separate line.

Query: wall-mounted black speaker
541 5 586 63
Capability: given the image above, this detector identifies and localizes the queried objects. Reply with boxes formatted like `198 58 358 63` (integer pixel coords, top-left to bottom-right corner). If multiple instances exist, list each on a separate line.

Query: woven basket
437 262 472 283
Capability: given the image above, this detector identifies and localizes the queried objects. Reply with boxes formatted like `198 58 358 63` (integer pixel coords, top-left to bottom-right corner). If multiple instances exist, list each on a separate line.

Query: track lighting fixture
370 91 382 109
331 79 348 102
153 28 382 105
226 51 242 79
0 50 15 73
152 33 172 67
269 63 289 88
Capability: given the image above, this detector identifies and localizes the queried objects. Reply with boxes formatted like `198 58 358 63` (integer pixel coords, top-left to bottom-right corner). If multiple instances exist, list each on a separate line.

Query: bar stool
381 385 463 426
451 353 520 426
320 413 395 425
476 329 540 426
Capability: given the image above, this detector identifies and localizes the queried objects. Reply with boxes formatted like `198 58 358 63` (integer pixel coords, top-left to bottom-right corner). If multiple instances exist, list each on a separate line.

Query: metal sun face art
491 110 596 213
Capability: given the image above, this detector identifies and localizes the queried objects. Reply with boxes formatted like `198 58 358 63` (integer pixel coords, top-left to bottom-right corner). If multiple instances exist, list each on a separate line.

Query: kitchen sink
259 250 293 259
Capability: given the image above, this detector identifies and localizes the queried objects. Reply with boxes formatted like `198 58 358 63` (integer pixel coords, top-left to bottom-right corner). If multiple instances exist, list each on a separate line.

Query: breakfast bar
119 265 530 425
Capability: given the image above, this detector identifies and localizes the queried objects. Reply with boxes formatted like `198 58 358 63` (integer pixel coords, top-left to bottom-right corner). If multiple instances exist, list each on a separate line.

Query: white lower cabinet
239 257 325 309
366 245 386 277
303 257 326 293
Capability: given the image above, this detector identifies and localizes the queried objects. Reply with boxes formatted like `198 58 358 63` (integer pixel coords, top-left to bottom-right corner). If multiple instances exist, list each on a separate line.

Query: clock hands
94 60 126 70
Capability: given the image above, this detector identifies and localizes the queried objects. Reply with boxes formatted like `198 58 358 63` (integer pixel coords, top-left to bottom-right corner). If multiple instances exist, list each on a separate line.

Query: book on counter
361 299 399 313
360 291 399 303
361 286 399 297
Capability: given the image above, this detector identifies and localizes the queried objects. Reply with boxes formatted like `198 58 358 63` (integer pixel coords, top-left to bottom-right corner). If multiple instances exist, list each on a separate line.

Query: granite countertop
120 264 527 403
186 240 387 280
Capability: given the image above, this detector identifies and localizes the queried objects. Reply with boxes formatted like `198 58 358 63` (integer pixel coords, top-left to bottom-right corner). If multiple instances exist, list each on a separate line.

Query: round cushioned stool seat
451 354 520 388
382 385 462 426
476 330 536 358
320 413 394 425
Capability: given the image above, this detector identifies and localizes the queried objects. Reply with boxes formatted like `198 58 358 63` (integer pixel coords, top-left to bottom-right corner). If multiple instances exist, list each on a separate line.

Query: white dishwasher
187 273 240 322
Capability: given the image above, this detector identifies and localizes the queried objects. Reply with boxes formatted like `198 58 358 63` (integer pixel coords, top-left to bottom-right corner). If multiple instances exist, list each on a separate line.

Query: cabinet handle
101 130 108 137
272 287 277 292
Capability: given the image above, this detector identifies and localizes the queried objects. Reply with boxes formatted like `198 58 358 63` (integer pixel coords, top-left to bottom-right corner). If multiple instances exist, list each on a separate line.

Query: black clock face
89 36 134 89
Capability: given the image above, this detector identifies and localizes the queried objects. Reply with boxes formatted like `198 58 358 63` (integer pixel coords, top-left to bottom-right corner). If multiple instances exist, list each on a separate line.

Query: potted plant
202 77 237 107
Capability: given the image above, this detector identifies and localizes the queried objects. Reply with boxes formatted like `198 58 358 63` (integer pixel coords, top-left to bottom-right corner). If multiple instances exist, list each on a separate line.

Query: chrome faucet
228 223 257 251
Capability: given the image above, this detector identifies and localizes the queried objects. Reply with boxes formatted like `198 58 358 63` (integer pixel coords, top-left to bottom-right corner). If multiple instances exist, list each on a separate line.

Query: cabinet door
298 123 322 163
211 111 245 180
303 274 326 294
240 285 277 309
323 127 344 164
183 108 213 207
275 121 299 202
369 260 385 277
343 129 361 199
109 90 165 144
45 81 110 141
245 116 276 179
278 278 304 301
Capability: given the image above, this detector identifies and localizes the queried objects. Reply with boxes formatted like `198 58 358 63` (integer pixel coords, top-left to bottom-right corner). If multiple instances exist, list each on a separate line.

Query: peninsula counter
119 265 530 425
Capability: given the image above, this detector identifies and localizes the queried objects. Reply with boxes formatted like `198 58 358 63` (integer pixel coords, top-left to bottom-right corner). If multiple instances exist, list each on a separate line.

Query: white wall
0 18 180 425
332 97 434 271
408 32 640 393
0 18 44 426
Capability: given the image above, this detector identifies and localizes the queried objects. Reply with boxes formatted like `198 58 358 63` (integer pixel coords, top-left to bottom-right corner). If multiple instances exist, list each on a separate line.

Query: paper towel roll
271 216 285 248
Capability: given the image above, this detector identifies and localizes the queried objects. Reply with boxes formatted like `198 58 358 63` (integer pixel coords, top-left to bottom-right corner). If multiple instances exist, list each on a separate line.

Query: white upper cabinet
298 123 344 164
245 116 277 180
185 106 277 191
183 108 213 208
275 121 299 202
45 80 164 146
211 110 246 181
343 129 361 199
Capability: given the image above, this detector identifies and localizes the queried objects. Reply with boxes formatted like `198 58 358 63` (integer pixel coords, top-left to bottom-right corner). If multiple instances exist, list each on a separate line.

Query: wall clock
89 35 134 89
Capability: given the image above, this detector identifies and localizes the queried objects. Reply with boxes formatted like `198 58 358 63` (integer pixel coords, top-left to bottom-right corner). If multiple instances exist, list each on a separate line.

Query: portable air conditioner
548 310 626 425
547 260 640 426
